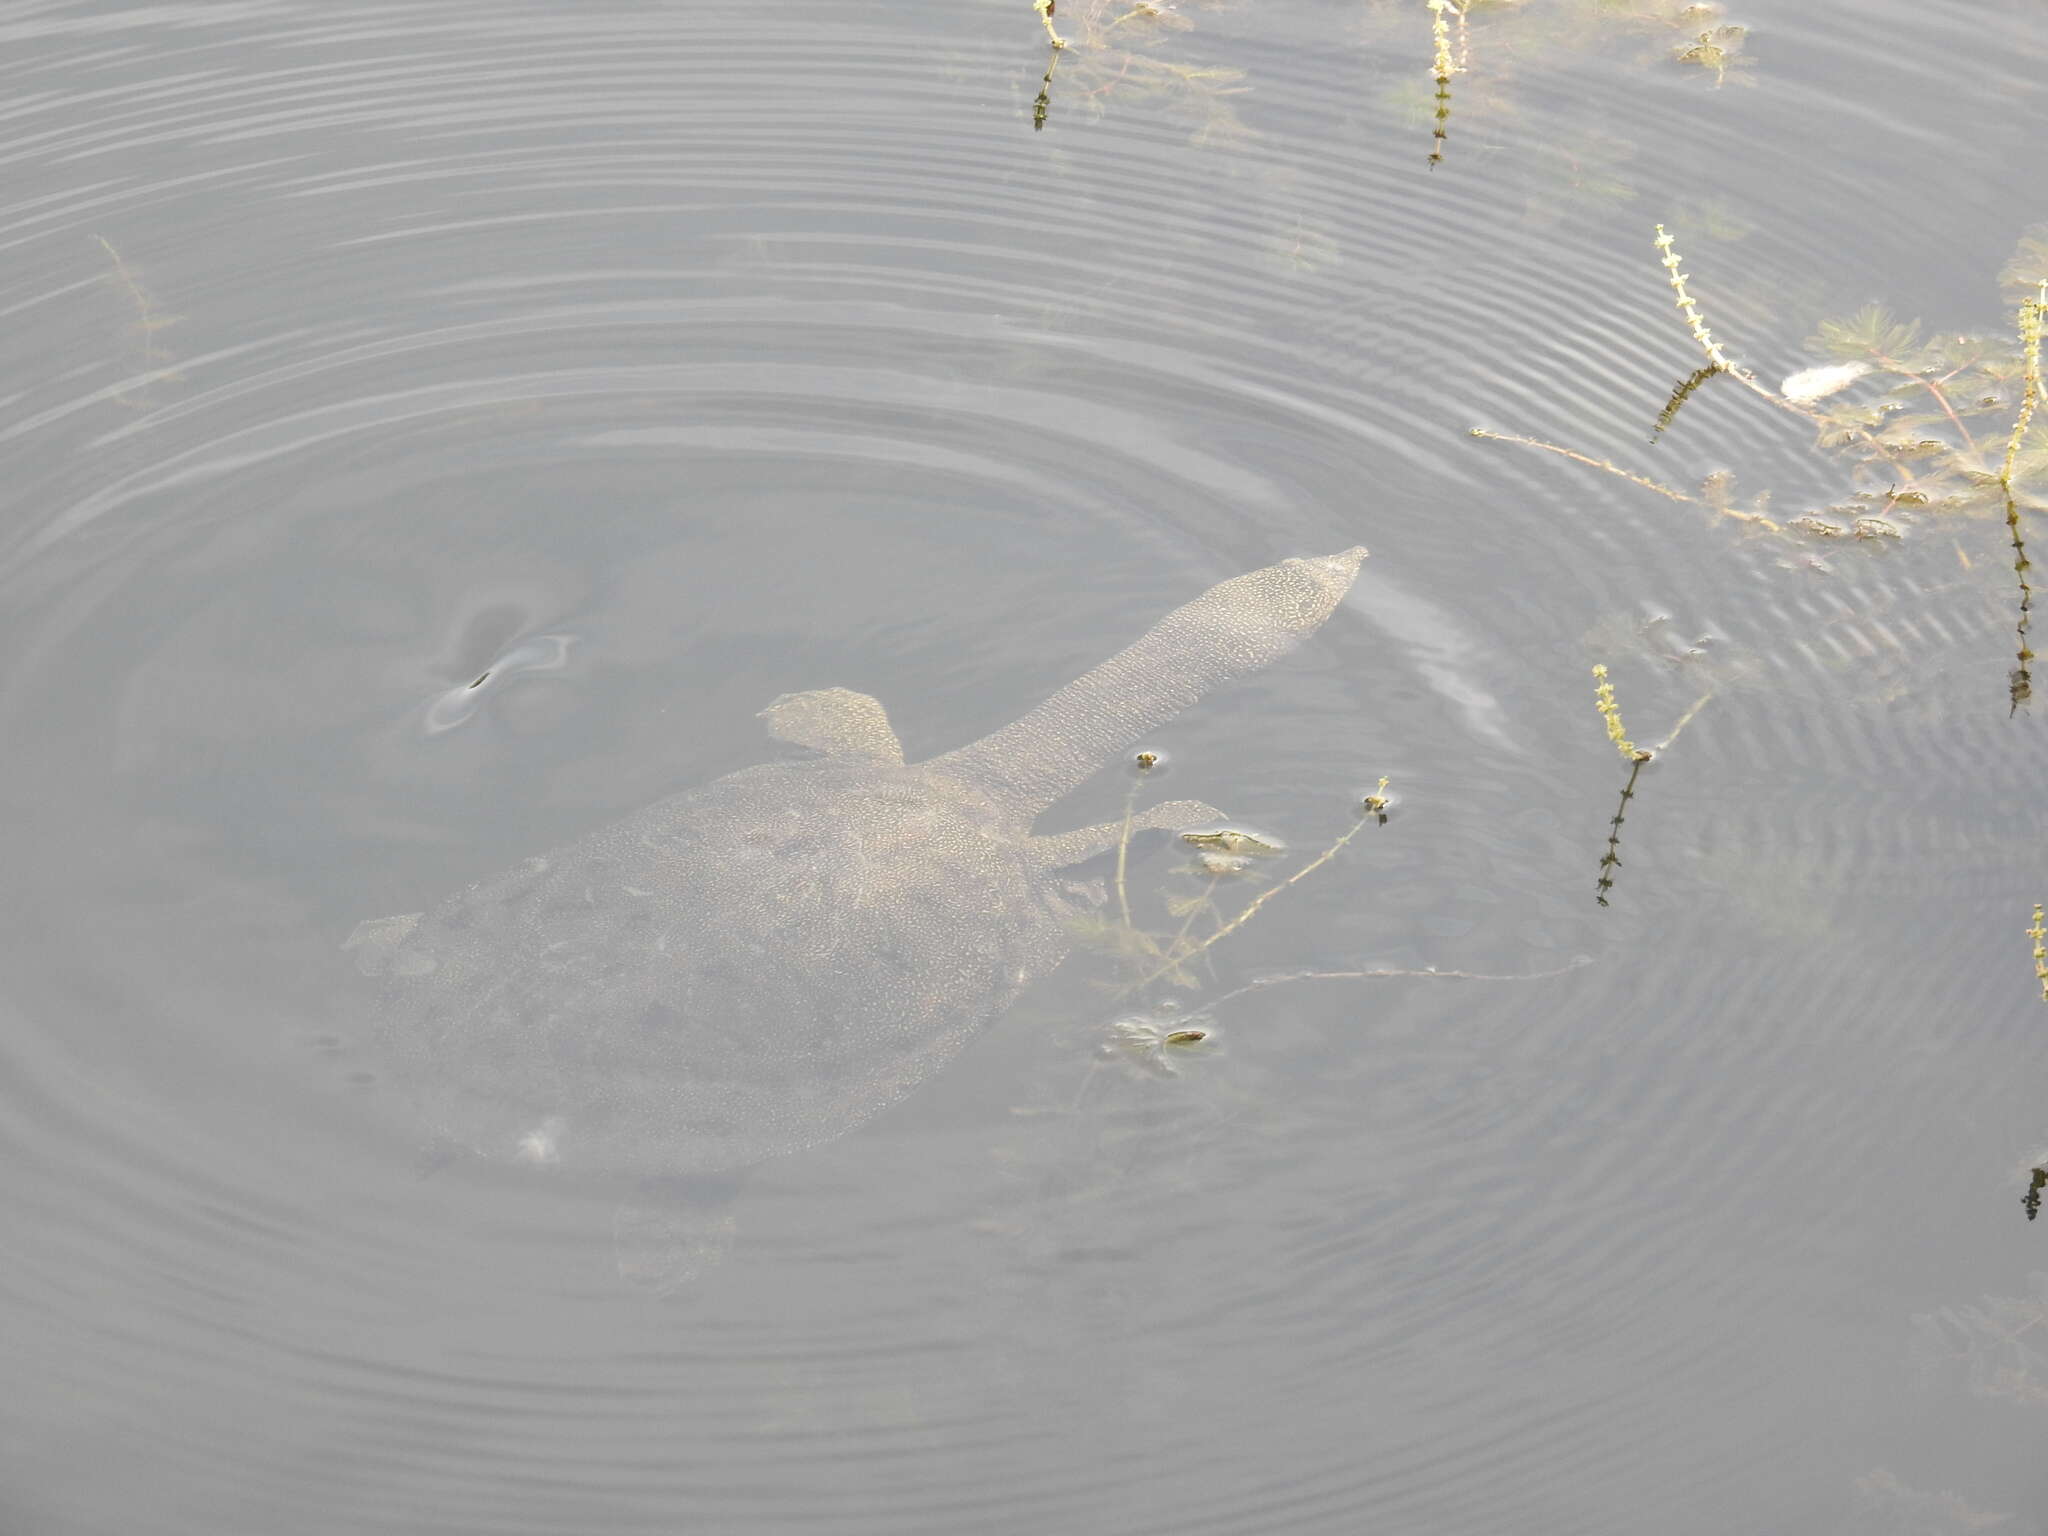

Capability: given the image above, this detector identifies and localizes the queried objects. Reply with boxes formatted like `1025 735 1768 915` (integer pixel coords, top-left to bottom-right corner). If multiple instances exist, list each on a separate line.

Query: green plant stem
1873 354 1979 456
1470 429 1696 503
1113 782 1137 933
1124 816 1372 997
1174 954 1596 1024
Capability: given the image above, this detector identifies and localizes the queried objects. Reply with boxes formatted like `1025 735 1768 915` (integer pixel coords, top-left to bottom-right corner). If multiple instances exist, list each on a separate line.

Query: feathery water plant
1076 759 1395 1005
1367 0 1753 195
1427 0 1459 168
2030 904 2048 1003
1119 798 1383 998
1475 225 2048 665
1913 1273 2048 1403
1654 224 1733 374
2000 284 2044 710
1023 0 1248 143
1587 665 1709 906
2001 282 2045 492
1651 364 1722 441
1594 755 1645 907
1591 664 1650 762
1590 664 1650 906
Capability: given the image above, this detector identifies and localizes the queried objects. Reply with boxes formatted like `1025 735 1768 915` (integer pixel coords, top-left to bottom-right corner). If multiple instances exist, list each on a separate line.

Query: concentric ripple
2 0 2045 1532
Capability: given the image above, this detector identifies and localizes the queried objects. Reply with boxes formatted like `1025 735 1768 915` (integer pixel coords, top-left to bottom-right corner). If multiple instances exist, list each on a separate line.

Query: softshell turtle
348 547 1366 1284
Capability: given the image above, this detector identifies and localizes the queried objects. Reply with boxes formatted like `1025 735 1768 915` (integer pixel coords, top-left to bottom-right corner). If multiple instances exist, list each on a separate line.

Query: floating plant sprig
1592 663 1649 763
1588 664 1710 906
2003 283 2045 709
1077 760 1590 1071
1071 755 1398 1005
1654 224 1734 374
1426 0 1462 168
1591 664 1649 906
1122 792 1386 999
2001 283 2045 491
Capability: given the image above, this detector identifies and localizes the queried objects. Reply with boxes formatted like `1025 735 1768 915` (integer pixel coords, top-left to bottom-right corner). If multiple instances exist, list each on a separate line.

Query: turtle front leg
1030 799 1224 870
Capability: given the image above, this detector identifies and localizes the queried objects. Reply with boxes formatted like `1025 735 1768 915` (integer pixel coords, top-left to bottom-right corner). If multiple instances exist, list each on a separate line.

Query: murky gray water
4 1 2046 1531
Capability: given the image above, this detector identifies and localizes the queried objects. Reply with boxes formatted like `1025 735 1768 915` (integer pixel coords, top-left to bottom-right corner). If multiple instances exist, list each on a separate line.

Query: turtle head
924 546 1368 818
1201 546 1368 644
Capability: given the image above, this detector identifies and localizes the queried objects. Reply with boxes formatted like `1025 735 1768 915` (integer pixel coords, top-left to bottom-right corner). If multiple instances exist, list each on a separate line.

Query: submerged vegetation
1068 750 1391 1007
1589 663 1646 906
1064 752 1574 1070
2003 281 2046 709
1025 0 1249 142
1480 223 2048 991
1375 0 1752 171
1479 225 2044 912
1475 224 2048 723
96 236 181 404
1913 1272 2048 1408
1425 0 1463 167
1586 664 1708 906
1066 743 1585 1074
1591 663 1649 762
2030 905 2047 1004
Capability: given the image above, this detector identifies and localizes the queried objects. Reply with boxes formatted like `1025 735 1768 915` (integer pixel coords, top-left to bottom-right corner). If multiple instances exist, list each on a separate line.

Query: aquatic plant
1593 753 1644 908
2030 904 2047 1003
1364 0 1751 207
1375 0 1751 86
1850 1469 2017 1536
1911 1271 2048 1409
2003 284 2046 709
1654 224 1733 373
95 235 182 403
1475 226 2048 601
1362 775 1392 824
1070 752 1392 1004
1651 364 1720 441
1100 1014 1214 1077
1067 755 1590 1077
1426 0 1463 168
1668 14 1747 86
1588 664 1710 906
1024 0 1250 143
1591 663 1647 762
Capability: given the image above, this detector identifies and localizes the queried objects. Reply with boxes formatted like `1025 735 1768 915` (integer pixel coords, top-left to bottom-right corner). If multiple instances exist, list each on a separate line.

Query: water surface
3 1 2046 1531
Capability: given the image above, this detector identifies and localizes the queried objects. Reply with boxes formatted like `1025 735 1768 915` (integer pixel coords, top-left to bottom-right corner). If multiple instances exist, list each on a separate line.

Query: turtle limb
342 912 425 976
758 687 903 762
1031 799 1224 870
